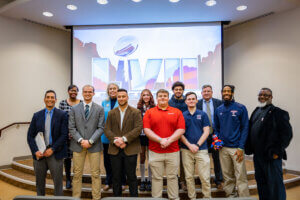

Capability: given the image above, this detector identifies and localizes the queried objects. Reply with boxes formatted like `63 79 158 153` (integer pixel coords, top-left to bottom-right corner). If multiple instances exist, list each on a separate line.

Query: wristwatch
196 143 201 149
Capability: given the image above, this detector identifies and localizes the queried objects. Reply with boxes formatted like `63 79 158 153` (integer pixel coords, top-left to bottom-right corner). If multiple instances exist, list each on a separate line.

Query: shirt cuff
78 138 83 143
122 136 128 143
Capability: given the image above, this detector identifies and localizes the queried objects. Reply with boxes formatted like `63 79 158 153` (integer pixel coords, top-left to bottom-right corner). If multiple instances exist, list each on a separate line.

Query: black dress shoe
145 181 152 192
66 180 72 189
139 181 146 191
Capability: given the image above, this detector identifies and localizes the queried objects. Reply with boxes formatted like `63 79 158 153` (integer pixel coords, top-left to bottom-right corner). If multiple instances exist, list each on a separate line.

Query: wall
224 6 300 170
0 16 70 166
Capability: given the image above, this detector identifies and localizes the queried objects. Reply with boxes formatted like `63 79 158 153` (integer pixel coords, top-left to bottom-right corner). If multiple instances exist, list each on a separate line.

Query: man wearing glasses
245 88 293 200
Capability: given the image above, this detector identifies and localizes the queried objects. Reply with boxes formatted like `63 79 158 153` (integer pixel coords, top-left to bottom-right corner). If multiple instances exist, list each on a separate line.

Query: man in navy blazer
196 84 223 188
27 90 68 196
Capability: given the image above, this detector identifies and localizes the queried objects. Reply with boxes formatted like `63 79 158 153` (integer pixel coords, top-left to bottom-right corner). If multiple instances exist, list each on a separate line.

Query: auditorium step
0 156 300 199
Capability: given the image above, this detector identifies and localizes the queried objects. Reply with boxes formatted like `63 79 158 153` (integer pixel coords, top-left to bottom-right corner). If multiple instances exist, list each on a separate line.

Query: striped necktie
85 105 90 119
205 101 213 134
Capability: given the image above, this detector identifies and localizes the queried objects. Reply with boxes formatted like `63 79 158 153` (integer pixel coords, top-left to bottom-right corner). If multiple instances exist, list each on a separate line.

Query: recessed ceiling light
236 5 247 11
43 11 53 17
205 0 216 7
67 4 77 11
132 0 142 2
169 0 180 3
97 0 108 5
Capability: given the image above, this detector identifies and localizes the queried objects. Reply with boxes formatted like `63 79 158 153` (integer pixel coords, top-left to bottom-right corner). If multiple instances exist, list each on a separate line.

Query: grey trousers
33 155 64 196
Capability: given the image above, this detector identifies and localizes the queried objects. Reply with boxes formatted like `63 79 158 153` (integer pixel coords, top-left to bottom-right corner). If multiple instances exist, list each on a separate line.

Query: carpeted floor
1 179 300 200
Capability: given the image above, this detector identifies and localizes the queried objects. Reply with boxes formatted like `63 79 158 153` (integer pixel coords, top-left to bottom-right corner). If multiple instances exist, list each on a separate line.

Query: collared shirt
182 109 210 150
143 105 185 153
83 101 93 111
118 105 128 129
45 108 55 145
203 98 214 126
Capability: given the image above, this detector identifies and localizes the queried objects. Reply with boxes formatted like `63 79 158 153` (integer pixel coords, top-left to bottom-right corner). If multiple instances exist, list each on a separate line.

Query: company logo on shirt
168 113 174 115
197 115 202 120
231 110 238 116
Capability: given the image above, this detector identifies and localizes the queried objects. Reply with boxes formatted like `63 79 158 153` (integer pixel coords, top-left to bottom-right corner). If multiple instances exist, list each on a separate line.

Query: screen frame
69 21 227 91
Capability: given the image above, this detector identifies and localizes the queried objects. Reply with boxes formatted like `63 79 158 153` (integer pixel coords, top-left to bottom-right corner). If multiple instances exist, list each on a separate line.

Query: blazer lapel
51 108 56 133
115 108 121 131
79 102 86 120
41 109 46 132
121 106 131 131
200 99 203 110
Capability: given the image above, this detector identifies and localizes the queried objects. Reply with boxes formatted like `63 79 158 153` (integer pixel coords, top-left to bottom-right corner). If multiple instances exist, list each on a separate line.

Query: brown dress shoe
103 185 110 191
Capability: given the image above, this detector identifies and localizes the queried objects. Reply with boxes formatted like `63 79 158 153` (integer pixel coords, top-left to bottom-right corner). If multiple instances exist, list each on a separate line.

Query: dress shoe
180 181 187 191
216 182 223 190
66 180 72 189
139 181 146 191
103 184 110 191
145 181 152 192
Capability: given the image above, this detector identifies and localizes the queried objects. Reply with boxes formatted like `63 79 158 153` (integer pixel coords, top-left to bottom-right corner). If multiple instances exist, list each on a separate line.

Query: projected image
73 23 222 103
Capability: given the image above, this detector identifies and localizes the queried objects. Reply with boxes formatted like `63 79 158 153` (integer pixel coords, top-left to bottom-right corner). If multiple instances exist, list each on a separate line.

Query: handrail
0 122 30 138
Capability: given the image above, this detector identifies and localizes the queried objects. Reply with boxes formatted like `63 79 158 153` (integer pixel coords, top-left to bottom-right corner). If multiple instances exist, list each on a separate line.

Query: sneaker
139 181 146 191
145 181 152 192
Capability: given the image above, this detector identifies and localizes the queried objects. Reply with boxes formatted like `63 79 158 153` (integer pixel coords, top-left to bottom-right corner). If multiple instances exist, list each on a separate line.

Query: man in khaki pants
214 85 250 197
144 89 185 200
181 92 211 199
69 85 105 200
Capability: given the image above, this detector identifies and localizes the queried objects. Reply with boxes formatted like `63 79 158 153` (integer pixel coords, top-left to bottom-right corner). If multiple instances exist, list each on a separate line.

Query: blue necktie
85 105 90 119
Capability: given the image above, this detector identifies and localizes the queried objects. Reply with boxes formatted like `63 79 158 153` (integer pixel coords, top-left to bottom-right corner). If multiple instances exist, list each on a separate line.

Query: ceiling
0 0 299 30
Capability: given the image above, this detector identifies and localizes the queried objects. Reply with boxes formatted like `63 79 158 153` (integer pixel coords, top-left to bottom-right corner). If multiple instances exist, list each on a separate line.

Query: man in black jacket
196 84 223 189
245 88 293 200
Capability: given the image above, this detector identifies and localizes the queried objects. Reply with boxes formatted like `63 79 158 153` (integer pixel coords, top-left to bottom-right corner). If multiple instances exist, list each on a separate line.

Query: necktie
206 101 213 134
45 111 51 146
85 105 90 119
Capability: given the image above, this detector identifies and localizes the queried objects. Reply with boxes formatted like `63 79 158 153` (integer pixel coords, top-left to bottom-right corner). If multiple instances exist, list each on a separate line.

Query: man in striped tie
69 85 105 200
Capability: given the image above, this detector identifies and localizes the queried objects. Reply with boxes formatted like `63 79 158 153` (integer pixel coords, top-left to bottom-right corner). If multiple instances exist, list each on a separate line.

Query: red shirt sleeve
177 110 186 130
143 109 151 129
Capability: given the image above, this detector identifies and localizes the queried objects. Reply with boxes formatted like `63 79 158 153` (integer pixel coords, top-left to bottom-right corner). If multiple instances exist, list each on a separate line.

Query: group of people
27 81 293 200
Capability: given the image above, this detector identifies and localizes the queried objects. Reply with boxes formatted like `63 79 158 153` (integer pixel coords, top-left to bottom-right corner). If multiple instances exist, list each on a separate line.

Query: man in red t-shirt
144 89 185 200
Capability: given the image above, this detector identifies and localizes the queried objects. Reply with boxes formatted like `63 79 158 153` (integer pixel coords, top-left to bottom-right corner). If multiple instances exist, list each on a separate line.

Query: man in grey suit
69 85 105 200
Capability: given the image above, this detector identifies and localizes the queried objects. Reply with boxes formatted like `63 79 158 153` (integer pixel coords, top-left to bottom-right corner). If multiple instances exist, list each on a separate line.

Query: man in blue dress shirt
181 92 211 199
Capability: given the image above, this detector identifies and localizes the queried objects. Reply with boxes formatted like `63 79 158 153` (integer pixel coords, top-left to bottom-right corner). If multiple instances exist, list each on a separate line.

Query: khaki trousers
181 148 211 199
219 147 249 197
73 149 101 200
149 150 180 200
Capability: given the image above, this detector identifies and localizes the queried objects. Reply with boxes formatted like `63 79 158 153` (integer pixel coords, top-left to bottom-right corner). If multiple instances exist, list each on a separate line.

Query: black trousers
254 154 286 200
207 134 223 184
110 150 138 197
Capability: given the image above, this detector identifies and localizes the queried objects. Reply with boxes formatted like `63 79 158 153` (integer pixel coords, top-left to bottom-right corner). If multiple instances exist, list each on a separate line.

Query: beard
258 101 267 108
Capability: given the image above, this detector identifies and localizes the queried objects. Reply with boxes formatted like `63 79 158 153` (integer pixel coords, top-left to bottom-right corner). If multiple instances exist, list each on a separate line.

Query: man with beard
214 85 250 197
104 89 143 197
168 81 187 190
245 88 292 200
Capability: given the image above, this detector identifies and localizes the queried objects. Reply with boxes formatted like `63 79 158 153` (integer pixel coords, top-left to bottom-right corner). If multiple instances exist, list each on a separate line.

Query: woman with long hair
137 89 155 191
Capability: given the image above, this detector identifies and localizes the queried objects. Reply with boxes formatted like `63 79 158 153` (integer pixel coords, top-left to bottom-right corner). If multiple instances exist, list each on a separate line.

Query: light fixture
43 11 53 17
67 4 77 10
169 0 180 3
132 0 142 2
236 5 247 11
205 0 216 7
97 0 108 5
